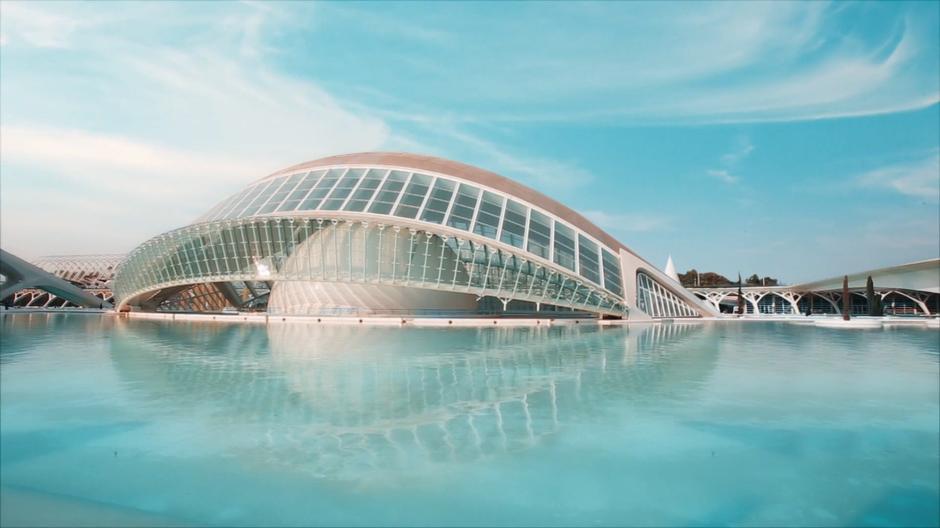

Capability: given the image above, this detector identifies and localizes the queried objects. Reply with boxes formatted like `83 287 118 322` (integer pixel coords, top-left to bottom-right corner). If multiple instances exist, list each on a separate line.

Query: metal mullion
390 226 401 282
200 198 228 224
414 176 437 222
467 188 483 234
220 186 255 219
238 223 252 276
361 222 370 282
363 169 391 211
450 239 466 290
525 265 541 299
217 226 232 275
510 259 526 299
493 195 508 242
192 236 206 279
465 241 482 292
479 248 497 295
376 226 384 281
256 175 294 213
296 171 327 208
405 230 417 284
594 291 606 310
206 228 221 278
440 178 461 226
539 270 556 302
548 218 555 264
303 219 313 280
261 221 274 262
495 252 512 294
435 236 448 286
339 168 367 211
389 172 414 216
332 220 339 281
321 167 351 205
346 221 354 281
171 235 188 281
553 276 569 305
567 282 580 309
145 243 160 286
176 231 198 279
521 207 532 254
573 230 580 276
420 233 433 285
273 220 285 273
199 231 215 277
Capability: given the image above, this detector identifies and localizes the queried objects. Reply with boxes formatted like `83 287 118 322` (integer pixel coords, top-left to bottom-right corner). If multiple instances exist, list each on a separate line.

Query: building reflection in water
106 319 718 479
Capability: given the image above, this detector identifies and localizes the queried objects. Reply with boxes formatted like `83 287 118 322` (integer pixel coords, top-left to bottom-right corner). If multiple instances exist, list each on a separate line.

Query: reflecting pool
1 314 938 526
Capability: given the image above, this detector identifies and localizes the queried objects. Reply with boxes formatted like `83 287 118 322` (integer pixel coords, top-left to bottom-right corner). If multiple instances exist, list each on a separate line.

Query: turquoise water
1 314 938 527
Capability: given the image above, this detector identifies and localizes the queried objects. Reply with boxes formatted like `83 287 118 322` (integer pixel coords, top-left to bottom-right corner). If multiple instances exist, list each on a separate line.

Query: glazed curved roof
263 152 625 251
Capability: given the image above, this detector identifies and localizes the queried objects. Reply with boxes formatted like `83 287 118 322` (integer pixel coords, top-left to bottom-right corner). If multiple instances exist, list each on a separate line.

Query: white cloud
706 137 753 184
857 152 940 201
706 169 738 184
583 210 671 233
333 3 938 124
720 139 755 165
0 1 97 48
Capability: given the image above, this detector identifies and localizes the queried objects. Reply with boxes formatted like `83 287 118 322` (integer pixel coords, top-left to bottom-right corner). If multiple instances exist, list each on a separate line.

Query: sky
1 1 938 283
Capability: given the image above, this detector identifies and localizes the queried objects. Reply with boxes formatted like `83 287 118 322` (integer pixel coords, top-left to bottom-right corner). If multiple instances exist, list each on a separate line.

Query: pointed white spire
664 255 679 282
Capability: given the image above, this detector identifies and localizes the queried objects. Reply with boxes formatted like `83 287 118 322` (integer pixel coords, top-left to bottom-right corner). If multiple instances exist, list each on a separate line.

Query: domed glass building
113 153 714 319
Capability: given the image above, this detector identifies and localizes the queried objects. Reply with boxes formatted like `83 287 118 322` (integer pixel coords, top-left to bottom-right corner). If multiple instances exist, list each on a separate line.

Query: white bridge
690 259 939 316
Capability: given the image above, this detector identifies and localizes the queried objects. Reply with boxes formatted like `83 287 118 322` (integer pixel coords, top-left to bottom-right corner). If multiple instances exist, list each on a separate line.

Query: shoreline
2 308 937 329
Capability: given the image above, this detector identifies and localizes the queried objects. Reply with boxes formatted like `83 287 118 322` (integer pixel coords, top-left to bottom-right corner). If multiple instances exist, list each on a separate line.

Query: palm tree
737 273 745 315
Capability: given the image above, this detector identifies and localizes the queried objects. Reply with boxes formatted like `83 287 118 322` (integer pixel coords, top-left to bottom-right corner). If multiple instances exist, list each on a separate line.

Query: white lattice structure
0 249 114 308
31 254 124 289
114 152 716 319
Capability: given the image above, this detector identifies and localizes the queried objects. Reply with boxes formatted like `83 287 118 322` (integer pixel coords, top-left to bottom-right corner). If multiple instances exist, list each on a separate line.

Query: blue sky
1 1 937 283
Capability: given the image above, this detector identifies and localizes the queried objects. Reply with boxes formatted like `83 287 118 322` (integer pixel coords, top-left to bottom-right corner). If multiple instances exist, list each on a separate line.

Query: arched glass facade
115 157 636 316
636 272 699 318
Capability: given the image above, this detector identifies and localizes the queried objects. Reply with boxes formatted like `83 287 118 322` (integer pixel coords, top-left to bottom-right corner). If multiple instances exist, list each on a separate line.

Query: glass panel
343 169 386 212
222 185 262 220
553 221 576 271
394 173 432 219
419 178 455 224
298 168 344 211
577 234 600 284
240 177 285 217
258 172 304 215
472 191 503 239
276 171 322 212
446 184 480 231
368 171 409 215
321 168 365 210
526 209 551 259
601 248 623 296
499 199 527 249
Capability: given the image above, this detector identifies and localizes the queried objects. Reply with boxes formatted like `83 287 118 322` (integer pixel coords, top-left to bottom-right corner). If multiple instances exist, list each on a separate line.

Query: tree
842 275 851 321
737 273 745 315
866 275 883 316
746 273 761 286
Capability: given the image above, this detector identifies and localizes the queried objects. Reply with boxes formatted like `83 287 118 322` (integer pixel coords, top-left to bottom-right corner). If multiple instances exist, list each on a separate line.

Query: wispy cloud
856 152 940 201
706 169 738 184
0 1 91 48
583 210 671 233
720 139 756 165
706 136 754 184
312 2 938 124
